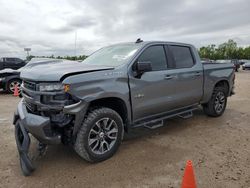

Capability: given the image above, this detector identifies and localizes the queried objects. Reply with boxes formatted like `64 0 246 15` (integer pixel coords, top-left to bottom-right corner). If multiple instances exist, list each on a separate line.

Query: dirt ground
0 71 250 188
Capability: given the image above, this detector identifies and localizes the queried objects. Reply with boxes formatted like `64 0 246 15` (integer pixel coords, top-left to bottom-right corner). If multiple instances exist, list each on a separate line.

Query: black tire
7 79 21 94
203 86 227 117
74 107 124 162
20 157 33 176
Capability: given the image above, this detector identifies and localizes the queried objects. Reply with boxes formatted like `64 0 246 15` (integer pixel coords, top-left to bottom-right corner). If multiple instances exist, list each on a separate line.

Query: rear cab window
168 45 195 68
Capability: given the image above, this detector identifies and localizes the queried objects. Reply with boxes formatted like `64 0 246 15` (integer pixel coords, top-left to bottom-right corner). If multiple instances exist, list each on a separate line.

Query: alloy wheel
214 91 225 114
88 117 118 155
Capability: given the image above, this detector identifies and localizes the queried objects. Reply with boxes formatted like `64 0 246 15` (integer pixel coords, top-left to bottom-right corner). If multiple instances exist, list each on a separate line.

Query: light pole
24 48 31 59
74 31 77 59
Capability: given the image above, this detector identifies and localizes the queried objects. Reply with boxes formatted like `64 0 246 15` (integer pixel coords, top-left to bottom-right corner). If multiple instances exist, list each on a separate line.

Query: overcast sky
0 0 250 58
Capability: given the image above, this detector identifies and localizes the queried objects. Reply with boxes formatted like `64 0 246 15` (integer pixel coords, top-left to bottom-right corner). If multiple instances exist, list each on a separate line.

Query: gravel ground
0 71 250 188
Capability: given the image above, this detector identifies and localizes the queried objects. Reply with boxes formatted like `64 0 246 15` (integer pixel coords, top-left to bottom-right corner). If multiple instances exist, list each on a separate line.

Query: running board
178 111 193 119
133 106 198 129
144 120 164 129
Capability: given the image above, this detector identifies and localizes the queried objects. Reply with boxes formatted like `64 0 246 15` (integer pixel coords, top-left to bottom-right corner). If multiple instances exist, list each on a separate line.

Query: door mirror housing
136 61 152 73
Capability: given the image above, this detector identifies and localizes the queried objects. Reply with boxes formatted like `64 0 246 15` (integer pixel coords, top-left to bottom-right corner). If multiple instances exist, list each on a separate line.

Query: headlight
39 83 63 92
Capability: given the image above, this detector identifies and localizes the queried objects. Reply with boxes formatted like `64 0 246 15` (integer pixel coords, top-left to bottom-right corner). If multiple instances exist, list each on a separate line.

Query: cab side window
168 45 194 68
138 45 167 71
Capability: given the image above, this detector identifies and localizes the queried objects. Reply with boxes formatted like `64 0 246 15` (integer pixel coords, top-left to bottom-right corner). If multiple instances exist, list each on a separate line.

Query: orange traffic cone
13 85 19 97
181 160 197 188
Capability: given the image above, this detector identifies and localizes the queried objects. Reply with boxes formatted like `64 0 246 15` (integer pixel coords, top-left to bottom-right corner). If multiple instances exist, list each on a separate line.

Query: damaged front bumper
13 99 61 176
13 98 88 176
13 99 61 144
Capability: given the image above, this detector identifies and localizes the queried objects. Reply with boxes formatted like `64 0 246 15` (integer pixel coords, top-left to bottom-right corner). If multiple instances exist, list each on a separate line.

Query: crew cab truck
13 40 235 175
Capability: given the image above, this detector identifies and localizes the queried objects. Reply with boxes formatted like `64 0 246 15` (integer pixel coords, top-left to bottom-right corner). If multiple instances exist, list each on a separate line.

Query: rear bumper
13 98 61 145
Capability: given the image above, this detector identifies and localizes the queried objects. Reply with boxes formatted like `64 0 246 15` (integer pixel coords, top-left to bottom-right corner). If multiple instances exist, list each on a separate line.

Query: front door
129 45 178 122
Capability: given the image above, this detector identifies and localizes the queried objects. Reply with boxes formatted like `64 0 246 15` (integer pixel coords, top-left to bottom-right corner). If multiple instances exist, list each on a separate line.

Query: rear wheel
7 79 21 94
74 107 124 162
203 86 227 117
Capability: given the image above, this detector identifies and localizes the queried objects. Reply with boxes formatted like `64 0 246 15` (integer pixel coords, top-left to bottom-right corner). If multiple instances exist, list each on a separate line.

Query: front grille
23 81 37 91
25 101 37 112
43 125 53 137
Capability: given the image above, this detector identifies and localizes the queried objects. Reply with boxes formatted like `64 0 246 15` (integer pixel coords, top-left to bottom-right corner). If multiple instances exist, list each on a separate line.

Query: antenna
135 38 143 43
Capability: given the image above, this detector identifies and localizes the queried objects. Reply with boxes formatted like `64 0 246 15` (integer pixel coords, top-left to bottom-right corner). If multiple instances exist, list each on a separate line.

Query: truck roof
111 41 195 48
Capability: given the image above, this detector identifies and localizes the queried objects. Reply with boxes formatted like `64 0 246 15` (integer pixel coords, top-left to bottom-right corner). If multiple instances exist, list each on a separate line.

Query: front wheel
74 107 124 162
203 86 227 117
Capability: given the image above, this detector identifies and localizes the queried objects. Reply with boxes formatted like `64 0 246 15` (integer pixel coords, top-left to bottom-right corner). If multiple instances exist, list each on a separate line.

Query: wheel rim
88 117 118 155
9 81 21 93
214 91 225 114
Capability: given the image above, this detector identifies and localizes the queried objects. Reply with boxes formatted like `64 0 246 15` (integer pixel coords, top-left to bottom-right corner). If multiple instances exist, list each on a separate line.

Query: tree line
198 39 250 60
27 55 88 61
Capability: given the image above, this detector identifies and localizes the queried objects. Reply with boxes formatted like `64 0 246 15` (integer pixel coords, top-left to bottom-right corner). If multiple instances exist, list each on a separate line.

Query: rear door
166 45 203 108
129 45 178 121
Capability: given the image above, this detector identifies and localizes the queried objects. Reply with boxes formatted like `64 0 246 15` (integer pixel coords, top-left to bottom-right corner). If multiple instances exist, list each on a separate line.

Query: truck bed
202 62 235 103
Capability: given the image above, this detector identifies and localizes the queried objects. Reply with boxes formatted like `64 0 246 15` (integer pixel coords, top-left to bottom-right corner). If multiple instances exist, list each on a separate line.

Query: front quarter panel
62 67 131 119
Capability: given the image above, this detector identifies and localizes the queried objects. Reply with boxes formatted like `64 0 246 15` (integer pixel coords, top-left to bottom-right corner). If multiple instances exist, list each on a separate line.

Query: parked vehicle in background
13 40 235 176
0 57 26 70
201 58 214 63
0 69 21 94
242 60 250 70
239 60 247 65
0 58 62 94
231 59 241 72
216 59 239 72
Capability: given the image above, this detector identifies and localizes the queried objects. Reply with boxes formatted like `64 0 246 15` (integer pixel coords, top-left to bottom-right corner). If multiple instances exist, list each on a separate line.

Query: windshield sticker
112 55 129 61
112 50 137 61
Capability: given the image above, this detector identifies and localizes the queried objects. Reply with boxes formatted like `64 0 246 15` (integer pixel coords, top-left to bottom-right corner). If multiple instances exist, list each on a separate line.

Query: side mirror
136 61 152 73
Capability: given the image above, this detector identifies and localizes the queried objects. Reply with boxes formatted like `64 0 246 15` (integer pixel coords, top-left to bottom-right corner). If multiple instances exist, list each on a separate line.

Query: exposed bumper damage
13 97 88 176
14 99 61 144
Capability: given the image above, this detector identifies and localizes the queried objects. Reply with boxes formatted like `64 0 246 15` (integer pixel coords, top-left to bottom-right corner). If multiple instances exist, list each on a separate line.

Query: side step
144 120 164 129
133 105 198 129
178 111 193 119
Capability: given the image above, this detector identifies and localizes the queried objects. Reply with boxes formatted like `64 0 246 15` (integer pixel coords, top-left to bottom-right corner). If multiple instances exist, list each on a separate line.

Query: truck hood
20 59 114 81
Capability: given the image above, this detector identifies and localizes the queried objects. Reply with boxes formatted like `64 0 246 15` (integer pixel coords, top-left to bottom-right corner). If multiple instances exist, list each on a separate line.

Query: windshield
82 43 142 67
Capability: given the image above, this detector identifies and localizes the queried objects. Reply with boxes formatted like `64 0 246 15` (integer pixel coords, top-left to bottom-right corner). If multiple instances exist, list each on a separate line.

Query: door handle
194 72 201 77
164 75 175 80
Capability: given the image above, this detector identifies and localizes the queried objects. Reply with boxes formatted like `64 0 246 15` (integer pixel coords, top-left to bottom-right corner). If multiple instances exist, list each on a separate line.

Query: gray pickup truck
13 40 235 175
